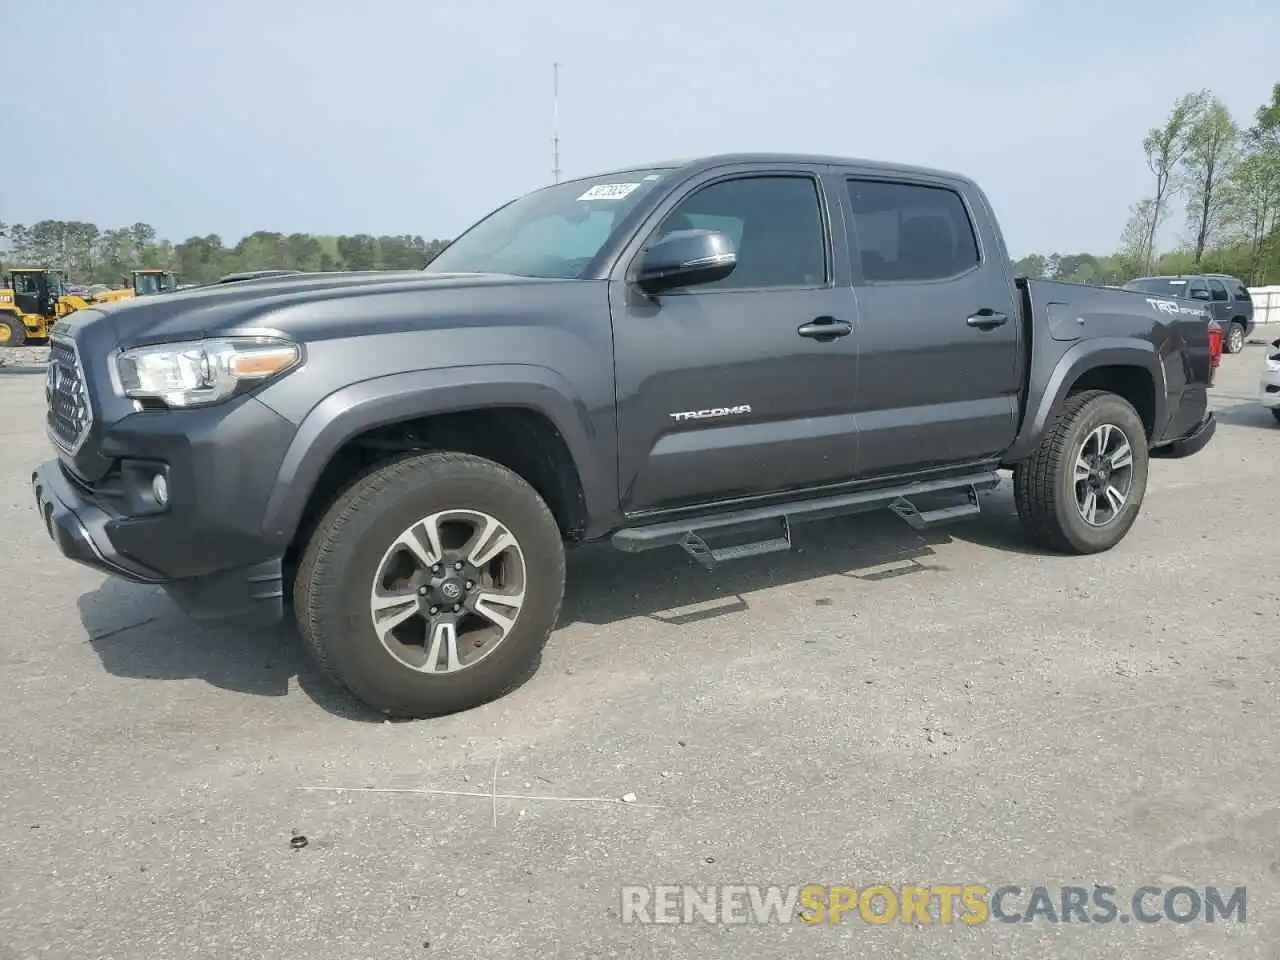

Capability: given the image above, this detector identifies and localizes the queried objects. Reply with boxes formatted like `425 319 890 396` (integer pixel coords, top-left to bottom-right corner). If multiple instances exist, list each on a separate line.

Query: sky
2 0 1278 258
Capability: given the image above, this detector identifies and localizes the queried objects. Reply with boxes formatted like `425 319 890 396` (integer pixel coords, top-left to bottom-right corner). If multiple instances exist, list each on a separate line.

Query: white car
1261 337 1280 423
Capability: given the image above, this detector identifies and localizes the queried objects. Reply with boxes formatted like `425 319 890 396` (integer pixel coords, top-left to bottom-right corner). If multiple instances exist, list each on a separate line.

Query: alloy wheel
1073 423 1134 527
368 509 527 674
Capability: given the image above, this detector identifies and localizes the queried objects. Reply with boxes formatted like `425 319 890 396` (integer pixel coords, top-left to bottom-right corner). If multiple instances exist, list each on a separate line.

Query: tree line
1014 82 1280 287
0 221 451 286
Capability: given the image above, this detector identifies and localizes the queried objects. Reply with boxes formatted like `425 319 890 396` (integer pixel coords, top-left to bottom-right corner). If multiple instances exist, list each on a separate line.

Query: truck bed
1014 277 1213 453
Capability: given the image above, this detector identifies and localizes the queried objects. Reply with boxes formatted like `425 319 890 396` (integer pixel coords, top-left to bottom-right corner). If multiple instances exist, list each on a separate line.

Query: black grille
47 340 92 451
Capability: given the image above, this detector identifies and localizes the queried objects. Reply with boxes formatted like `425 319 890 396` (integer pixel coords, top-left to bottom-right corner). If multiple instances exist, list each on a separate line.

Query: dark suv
1123 274 1255 353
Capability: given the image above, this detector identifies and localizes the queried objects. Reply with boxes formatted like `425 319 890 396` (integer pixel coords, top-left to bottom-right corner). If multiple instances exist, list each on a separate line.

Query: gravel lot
1 343 1278 959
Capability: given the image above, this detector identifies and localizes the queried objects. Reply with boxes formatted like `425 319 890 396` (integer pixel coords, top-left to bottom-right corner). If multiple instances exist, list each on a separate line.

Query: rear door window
845 179 981 282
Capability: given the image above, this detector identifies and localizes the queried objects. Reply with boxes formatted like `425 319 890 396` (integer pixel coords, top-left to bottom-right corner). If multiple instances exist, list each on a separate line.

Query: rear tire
1013 390 1149 554
1225 322 1245 354
0 314 25 347
1271 408 1280 425
294 451 566 718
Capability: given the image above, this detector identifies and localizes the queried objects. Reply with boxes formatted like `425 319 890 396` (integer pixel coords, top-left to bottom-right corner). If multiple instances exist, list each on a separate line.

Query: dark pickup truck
32 153 1217 718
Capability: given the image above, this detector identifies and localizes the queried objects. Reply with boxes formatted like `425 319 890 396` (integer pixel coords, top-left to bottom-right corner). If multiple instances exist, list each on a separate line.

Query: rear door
837 173 1022 478
1227 278 1254 326
610 165 862 514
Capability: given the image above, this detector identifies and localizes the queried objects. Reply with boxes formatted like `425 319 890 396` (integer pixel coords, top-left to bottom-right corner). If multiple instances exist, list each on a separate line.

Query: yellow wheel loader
84 270 179 305
0 268 181 346
0 268 81 346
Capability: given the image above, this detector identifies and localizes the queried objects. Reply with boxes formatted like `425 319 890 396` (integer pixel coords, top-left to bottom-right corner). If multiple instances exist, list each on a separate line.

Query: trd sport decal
1145 297 1208 318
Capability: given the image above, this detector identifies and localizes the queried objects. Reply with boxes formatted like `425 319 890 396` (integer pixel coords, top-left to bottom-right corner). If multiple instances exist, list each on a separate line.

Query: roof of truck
1131 273 1244 282
568 152 973 186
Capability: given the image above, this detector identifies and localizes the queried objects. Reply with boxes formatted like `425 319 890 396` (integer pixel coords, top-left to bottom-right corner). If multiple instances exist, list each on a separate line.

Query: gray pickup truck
32 153 1217 718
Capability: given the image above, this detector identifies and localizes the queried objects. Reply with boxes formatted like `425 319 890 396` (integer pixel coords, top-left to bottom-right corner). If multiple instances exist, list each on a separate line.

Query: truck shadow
560 512 950 629
75 484 1046 719
75 583 386 722
558 482 1050 629
1211 400 1278 430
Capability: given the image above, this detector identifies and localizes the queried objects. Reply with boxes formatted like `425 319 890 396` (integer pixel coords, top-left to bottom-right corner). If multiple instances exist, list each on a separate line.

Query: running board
612 471 999 569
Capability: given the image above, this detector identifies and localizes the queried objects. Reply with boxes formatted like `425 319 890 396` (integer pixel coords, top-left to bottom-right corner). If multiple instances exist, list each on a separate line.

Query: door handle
966 309 1009 330
797 316 852 342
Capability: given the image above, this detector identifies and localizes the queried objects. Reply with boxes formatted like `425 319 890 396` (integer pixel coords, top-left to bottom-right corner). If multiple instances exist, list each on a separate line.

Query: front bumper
33 313 299 627
1150 410 1216 459
32 460 165 584
32 457 286 628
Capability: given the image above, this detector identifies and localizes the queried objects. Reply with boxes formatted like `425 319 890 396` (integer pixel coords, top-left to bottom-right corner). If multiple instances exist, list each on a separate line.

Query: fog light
152 473 169 506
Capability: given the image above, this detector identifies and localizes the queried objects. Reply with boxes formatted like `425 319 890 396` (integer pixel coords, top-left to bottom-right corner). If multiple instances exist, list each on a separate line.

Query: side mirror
634 229 736 294
1190 288 1211 301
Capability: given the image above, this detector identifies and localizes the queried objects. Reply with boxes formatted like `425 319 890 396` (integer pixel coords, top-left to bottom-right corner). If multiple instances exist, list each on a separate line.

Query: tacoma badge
669 405 752 423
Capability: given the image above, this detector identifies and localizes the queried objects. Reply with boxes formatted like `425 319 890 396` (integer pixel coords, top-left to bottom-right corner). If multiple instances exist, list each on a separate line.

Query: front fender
1003 338 1166 464
258 363 613 545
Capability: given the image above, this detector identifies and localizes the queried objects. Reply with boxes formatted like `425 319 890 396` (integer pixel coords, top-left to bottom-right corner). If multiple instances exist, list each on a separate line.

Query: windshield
1124 277 1190 297
423 168 675 278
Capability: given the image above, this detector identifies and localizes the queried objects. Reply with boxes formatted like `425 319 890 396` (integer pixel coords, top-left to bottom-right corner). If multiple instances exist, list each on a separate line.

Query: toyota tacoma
32 153 1218 718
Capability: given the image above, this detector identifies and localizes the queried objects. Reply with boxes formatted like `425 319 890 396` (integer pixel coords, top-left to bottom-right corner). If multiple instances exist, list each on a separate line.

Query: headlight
114 337 301 407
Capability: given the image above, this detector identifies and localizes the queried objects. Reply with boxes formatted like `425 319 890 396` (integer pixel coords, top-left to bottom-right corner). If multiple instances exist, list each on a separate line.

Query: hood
95 270 567 347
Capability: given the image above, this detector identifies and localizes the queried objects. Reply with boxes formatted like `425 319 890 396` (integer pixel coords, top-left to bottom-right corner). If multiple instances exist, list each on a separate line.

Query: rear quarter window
1126 278 1187 297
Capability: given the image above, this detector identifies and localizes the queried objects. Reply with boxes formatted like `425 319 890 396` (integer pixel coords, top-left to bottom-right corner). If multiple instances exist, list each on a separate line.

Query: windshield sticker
642 174 662 181
578 182 641 201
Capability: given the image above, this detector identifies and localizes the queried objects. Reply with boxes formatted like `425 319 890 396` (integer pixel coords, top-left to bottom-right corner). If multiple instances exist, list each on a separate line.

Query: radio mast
552 62 562 183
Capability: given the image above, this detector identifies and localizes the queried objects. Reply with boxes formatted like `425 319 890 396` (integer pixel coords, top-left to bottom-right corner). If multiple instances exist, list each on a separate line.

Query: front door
839 175 1022 478
611 169 861 514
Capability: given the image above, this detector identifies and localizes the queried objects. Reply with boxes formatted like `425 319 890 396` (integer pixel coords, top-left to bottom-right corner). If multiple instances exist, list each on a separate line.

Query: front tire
1226 322 1245 354
0 314 26 347
1271 408 1280 425
294 451 566 718
1013 390 1149 554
